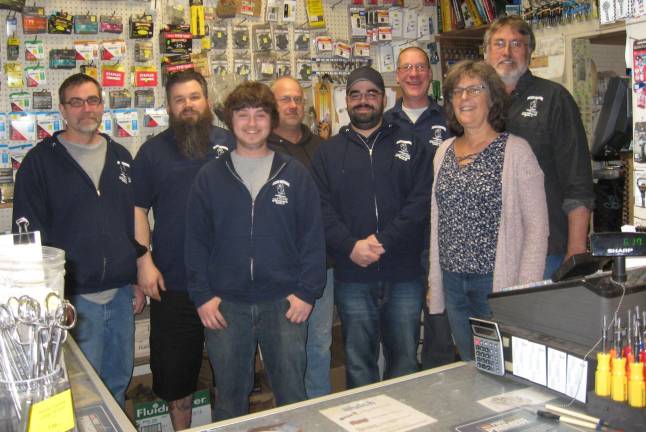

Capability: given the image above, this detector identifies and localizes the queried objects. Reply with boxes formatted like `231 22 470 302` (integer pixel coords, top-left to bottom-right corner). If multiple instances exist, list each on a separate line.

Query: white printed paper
547 347 567 394
566 355 588 403
320 394 436 432
512 336 547 386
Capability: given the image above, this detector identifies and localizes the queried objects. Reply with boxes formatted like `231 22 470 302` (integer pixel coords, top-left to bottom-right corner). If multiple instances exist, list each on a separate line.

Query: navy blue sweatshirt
12 131 137 295
383 96 452 151
185 151 326 307
311 122 434 283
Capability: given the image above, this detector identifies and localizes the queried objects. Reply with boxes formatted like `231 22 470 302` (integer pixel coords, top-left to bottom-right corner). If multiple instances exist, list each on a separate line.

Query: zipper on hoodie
356 131 382 271
226 160 287 282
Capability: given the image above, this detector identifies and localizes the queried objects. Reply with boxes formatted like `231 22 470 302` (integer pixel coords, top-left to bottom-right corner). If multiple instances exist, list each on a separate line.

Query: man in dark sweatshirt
185 81 326 420
268 76 333 399
312 67 434 388
12 73 143 406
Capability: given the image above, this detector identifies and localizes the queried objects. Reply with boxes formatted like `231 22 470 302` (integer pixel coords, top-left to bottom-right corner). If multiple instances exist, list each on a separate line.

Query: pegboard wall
0 0 439 159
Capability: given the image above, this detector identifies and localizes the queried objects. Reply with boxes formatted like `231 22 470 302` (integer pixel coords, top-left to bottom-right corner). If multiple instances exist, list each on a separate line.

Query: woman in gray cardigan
427 61 548 361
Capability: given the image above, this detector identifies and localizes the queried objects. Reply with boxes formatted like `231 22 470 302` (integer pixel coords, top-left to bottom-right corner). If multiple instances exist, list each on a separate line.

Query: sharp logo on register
608 248 633 254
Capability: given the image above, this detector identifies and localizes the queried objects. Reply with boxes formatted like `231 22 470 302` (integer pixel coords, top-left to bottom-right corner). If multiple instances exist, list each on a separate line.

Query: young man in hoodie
12 73 144 406
185 81 326 420
312 67 434 388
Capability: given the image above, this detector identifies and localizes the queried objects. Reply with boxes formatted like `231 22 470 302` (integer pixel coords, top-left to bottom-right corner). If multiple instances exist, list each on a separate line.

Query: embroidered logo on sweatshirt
430 126 446 147
271 180 290 205
395 140 413 161
212 144 229 159
521 96 543 118
117 161 131 184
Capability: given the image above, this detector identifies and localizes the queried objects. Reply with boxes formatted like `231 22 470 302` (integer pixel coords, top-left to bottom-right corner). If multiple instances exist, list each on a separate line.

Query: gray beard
170 109 215 160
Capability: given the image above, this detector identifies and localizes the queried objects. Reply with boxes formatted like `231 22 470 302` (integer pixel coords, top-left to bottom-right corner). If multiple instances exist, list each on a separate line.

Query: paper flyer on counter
319 394 436 432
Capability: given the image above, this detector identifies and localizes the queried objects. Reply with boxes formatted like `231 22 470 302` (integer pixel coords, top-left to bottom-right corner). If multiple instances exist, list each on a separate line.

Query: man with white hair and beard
484 15 594 277
132 70 233 430
312 67 434 388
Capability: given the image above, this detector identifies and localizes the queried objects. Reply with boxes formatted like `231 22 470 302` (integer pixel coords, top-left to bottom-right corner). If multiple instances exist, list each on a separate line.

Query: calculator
469 317 505 376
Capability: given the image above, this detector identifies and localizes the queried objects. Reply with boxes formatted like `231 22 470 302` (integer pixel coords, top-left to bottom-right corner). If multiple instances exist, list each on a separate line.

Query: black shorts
150 290 204 401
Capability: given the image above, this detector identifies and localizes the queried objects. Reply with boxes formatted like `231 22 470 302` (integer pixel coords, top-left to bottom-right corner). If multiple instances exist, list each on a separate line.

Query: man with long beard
312 67 434 388
132 70 233 430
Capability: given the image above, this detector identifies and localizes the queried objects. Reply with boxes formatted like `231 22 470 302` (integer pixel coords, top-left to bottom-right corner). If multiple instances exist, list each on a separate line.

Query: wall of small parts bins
0 0 438 164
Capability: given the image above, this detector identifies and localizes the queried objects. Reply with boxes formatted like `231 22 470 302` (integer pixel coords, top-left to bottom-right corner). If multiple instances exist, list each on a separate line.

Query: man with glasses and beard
13 73 144 406
312 67 434 388
132 70 234 430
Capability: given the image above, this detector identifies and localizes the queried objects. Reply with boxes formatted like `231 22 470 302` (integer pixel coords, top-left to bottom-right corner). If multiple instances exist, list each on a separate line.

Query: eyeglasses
277 96 304 105
348 90 383 101
450 85 487 99
63 96 102 108
397 64 430 73
491 39 528 51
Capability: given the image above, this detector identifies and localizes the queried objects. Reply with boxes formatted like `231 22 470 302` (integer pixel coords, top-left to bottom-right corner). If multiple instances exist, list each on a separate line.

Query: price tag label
28 389 75 432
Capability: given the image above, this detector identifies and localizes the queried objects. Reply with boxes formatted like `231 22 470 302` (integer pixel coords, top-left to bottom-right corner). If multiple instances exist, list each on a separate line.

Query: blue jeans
442 271 493 362
544 254 565 280
305 268 334 398
204 299 307 421
334 279 424 389
70 285 134 407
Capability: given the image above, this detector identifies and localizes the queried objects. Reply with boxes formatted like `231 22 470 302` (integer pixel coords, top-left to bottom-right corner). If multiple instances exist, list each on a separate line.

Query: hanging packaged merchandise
22 7 47 34
6 36 19 61
211 25 227 51
283 0 297 22
4 63 23 88
353 41 371 58
74 40 99 62
276 60 291 78
36 111 62 138
9 92 30 111
102 64 127 87
74 14 99 34
350 7 367 38
5 14 16 36
233 26 250 50
160 24 192 55
135 40 154 62
334 41 352 60
212 59 228 77
113 109 139 137
109 89 131 109
255 56 275 81
101 39 126 61
130 14 154 39
134 89 155 109
25 65 46 87
190 52 210 77
99 113 113 135
253 25 273 52
216 0 236 18
48 11 73 34
200 26 211 50
32 90 53 110
315 35 334 54
273 26 289 51
161 55 194 85
294 29 311 53
238 0 262 17
80 64 99 80
49 49 76 69
9 112 37 141
100 15 123 34
0 114 7 140
144 108 168 128
305 0 326 28
234 59 252 81
297 61 313 81
190 0 206 37
25 39 45 61
133 66 158 87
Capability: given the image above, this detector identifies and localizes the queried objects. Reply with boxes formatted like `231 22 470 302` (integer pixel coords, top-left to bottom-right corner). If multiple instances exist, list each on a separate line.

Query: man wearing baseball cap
312 67 434 388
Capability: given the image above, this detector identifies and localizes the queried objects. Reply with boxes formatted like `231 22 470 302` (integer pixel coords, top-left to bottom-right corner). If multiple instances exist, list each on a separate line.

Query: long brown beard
169 108 215 160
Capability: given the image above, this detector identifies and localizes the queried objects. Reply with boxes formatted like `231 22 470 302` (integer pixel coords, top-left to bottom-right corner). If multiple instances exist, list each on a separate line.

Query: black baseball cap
346 67 385 94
